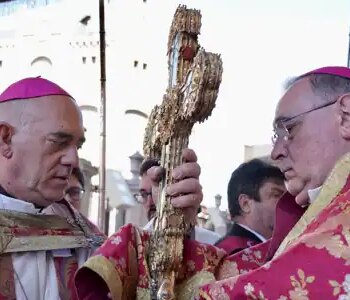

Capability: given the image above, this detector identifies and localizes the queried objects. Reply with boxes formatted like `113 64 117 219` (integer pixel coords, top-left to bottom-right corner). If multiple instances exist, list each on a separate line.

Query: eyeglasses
272 98 338 145
65 187 85 200
134 191 152 204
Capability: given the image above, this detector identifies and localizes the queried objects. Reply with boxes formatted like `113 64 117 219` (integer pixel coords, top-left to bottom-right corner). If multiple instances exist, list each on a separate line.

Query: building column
124 151 148 227
79 158 98 217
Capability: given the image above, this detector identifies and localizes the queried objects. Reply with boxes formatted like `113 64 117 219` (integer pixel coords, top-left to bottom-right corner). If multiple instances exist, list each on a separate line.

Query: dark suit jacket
214 223 263 255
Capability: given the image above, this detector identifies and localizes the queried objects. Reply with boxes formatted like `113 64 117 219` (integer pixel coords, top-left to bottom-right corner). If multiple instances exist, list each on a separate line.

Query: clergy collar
0 193 41 214
0 185 45 211
308 186 322 204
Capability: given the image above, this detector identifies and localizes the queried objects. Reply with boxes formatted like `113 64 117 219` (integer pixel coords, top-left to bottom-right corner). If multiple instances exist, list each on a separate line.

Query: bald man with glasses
197 66 350 298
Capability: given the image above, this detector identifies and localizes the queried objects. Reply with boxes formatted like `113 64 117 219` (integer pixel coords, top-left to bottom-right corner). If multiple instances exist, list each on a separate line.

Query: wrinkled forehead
274 77 315 122
28 96 84 133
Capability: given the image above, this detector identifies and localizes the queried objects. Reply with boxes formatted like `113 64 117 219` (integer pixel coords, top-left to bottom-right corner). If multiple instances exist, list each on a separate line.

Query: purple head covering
0 77 73 103
302 66 350 79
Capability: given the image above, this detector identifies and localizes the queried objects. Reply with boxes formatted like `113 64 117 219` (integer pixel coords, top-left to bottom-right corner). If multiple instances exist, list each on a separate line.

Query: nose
61 145 80 168
271 138 288 162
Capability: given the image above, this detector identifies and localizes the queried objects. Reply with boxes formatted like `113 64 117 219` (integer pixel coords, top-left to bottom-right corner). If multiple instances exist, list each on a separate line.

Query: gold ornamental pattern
143 5 223 300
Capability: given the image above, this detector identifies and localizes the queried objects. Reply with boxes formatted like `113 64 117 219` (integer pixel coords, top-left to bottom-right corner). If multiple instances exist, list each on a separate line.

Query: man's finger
166 178 202 196
147 166 165 183
151 185 160 204
172 162 201 180
182 148 197 163
171 192 203 209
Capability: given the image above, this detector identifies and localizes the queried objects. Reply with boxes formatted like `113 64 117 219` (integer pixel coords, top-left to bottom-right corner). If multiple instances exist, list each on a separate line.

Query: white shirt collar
308 186 322 204
144 218 154 231
0 193 40 213
237 223 267 242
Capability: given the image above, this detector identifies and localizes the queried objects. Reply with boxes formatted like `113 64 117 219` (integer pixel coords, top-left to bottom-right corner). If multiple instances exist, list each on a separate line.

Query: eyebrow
273 115 292 125
270 186 286 194
273 113 302 128
48 131 86 145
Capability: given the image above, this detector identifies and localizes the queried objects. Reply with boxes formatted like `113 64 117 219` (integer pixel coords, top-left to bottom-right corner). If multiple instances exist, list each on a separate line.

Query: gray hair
284 73 350 102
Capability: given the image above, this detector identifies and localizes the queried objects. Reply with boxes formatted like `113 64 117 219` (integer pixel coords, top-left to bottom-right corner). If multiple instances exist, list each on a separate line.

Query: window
31 56 52 66
143 63 147 70
30 56 52 77
92 56 96 64
82 57 86 64
0 60 2 67
134 60 138 67
80 15 91 26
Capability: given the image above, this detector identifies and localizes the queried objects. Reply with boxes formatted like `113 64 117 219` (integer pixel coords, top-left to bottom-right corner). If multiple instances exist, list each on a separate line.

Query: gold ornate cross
143 5 223 300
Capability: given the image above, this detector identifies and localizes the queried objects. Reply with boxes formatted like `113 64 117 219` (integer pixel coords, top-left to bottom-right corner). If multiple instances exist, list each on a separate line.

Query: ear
339 94 350 139
238 194 252 215
0 122 14 159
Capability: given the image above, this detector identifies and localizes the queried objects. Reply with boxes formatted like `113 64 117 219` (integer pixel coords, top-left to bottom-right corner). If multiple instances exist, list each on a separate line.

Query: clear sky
1 0 349 212
115 0 350 210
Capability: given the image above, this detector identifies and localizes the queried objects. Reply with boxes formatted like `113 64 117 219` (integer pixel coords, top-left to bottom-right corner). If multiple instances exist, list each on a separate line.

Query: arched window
30 56 52 77
31 56 52 67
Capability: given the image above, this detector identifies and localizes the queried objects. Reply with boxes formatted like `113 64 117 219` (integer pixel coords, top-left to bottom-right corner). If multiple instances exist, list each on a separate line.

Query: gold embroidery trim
135 271 215 300
4 235 88 253
0 209 102 253
0 210 79 229
176 271 215 300
136 287 151 300
274 152 350 257
198 289 213 300
82 255 122 300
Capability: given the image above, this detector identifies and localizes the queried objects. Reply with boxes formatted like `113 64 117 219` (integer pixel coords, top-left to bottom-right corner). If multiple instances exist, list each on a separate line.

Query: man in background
65 167 85 211
136 158 220 244
215 159 285 254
